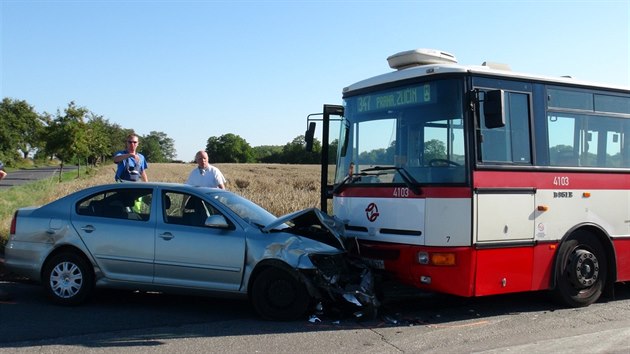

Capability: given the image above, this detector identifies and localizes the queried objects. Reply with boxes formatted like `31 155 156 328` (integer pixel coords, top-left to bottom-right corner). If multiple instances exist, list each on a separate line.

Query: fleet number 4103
553 176 570 186
393 187 410 197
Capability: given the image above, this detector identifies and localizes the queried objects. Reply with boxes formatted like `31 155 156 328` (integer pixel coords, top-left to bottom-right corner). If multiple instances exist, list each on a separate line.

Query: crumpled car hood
260 208 379 319
262 208 346 251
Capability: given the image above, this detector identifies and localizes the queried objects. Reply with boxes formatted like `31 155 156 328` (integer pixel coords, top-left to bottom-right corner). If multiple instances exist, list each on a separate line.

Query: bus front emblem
365 203 380 222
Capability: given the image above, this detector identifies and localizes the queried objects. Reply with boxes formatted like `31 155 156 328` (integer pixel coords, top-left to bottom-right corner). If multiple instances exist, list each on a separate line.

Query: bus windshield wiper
332 168 384 195
332 173 359 194
360 166 422 195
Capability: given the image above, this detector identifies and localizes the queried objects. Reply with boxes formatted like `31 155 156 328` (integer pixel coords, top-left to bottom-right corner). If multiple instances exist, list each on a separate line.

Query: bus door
473 87 536 295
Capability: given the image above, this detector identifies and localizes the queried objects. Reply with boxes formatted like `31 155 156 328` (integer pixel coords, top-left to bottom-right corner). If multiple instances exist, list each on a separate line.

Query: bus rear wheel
555 231 607 307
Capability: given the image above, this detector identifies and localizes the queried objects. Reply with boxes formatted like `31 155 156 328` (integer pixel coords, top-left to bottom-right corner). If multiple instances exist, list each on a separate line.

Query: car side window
162 191 221 227
76 188 153 221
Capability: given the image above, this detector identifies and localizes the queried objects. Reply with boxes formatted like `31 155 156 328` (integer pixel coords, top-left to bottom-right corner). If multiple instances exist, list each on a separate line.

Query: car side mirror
205 215 230 229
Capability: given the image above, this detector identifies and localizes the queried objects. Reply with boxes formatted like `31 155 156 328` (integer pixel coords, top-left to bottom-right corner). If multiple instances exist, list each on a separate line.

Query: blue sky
2 0 629 161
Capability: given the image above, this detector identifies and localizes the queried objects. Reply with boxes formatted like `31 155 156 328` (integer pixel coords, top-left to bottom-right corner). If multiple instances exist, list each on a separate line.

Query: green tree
328 139 338 164
549 144 576 165
358 141 395 165
253 145 283 163
44 102 90 175
0 98 46 163
140 131 176 162
206 133 254 163
423 139 447 163
85 114 114 166
282 135 321 164
141 134 166 162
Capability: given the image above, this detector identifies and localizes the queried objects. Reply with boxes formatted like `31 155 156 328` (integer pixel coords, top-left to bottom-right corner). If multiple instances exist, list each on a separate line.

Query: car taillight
10 211 17 235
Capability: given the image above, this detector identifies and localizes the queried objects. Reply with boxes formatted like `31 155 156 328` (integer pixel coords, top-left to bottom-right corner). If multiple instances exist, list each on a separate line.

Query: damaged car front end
255 208 380 320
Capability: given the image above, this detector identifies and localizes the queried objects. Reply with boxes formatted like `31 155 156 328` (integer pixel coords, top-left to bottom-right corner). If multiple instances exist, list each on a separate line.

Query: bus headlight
417 252 429 264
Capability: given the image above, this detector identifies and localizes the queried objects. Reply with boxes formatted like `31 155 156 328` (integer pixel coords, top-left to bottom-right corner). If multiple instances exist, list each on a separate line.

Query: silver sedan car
5 182 377 320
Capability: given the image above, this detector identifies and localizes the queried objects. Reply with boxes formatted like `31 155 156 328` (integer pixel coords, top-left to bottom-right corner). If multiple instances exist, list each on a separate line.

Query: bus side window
548 115 577 166
547 114 630 168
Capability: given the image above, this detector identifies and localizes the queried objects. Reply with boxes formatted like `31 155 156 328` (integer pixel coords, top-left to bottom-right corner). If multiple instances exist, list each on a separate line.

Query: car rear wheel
251 267 311 321
43 252 94 305
555 231 607 307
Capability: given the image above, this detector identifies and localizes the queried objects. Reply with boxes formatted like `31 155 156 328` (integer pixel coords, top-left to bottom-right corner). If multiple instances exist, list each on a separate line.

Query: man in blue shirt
113 133 148 182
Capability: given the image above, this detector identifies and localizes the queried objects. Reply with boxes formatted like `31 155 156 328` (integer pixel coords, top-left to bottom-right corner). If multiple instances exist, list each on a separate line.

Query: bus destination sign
356 84 433 113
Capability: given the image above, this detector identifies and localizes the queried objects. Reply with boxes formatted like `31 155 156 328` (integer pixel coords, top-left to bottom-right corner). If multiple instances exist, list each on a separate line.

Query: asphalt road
1 280 629 353
0 166 78 189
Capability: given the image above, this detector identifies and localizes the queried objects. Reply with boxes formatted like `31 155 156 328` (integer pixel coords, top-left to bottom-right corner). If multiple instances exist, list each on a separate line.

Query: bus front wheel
555 231 607 307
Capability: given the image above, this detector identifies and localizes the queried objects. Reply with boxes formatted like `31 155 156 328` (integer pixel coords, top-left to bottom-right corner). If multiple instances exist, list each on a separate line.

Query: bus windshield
337 78 467 185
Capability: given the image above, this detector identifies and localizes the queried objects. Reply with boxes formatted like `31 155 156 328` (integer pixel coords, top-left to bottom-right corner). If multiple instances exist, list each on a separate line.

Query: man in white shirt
185 150 226 189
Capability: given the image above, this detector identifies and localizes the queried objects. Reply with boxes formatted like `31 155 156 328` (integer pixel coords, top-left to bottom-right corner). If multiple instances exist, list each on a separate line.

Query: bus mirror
484 90 505 128
305 122 316 151
324 105 344 116
340 124 349 157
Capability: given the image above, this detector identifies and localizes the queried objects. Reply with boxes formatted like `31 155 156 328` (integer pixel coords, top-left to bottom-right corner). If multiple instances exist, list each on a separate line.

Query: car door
72 187 155 283
153 191 246 291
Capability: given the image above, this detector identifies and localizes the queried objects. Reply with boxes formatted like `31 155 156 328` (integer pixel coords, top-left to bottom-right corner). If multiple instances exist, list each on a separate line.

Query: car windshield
207 192 278 228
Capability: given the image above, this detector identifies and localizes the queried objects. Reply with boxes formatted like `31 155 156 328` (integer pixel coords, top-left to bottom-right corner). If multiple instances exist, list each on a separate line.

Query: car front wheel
251 267 311 321
43 252 94 305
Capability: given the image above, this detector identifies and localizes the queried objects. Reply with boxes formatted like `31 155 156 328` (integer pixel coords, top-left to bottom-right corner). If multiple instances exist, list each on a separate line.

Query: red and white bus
308 48 630 307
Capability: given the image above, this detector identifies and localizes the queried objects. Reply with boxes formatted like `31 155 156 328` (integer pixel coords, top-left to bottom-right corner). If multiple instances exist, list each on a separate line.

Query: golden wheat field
1 163 332 246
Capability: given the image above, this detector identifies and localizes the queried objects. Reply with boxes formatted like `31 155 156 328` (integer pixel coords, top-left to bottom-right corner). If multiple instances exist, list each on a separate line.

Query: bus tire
554 231 607 307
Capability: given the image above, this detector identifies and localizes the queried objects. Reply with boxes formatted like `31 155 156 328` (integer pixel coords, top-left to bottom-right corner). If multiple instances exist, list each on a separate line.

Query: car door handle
80 225 96 233
159 232 174 240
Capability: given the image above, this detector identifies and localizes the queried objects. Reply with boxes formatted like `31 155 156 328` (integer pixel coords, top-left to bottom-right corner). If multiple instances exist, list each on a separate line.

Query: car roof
56 182 230 203
86 182 225 192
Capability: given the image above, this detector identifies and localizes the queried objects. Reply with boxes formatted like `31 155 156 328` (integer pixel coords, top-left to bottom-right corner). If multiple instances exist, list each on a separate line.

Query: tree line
206 133 335 165
0 98 176 168
0 98 329 168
